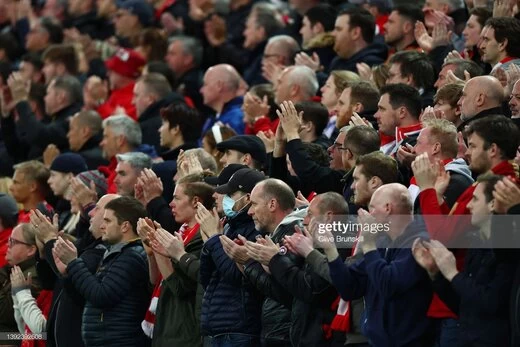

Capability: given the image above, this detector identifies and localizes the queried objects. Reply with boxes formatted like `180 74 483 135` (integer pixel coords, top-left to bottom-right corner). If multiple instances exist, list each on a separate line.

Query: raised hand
244 235 280 266
295 52 321 72
411 153 437 191
71 177 98 209
277 100 303 140
195 202 222 241
30 210 59 243
10 266 32 291
493 177 520 213
53 236 78 265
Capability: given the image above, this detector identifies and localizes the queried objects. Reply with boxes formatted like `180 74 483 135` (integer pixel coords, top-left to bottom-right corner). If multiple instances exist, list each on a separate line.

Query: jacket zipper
101 312 103 322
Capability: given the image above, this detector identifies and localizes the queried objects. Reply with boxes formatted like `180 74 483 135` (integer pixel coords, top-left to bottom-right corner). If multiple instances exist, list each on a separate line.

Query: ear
352 102 363 113
488 142 499 159
350 26 361 41
192 196 200 208
402 20 413 35
27 245 37 258
290 84 300 98
29 180 38 193
498 38 508 52
242 153 252 166
267 197 277 212
398 106 407 120
116 134 126 148
488 198 495 212
455 104 461 116
431 142 441 156
312 22 325 35
476 92 485 107
80 125 91 138
170 124 180 137
369 176 382 191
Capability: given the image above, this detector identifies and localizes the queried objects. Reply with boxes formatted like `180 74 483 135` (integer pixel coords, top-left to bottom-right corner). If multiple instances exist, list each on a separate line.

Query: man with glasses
0 223 41 335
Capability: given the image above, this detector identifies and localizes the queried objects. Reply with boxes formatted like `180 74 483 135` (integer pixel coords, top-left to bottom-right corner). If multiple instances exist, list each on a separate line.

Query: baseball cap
204 164 248 187
216 135 267 165
214 168 266 195
105 48 146 79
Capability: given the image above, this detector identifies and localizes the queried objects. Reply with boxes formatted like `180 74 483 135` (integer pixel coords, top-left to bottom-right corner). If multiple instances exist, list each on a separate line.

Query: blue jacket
328 220 432 347
67 239 151 347
200 210 263 336
201 96 245 135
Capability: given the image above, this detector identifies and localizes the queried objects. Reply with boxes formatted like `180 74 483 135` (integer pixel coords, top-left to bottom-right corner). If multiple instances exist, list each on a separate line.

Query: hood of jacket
272 207 306 239
445 158 474 183
304 32 335 50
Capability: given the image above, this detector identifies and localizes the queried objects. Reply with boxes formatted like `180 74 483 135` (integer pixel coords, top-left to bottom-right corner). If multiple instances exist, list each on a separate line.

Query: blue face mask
223 194 246 218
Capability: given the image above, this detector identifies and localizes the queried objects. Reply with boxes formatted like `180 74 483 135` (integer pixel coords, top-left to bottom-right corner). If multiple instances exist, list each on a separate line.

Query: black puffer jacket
269 251 338 347
66 239 151 347
200 210 263 337
243 210 305 344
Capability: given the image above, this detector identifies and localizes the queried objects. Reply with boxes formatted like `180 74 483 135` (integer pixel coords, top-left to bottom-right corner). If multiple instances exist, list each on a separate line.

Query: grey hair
286 66 318 99
169 35 203 68
252 3 285 38
75 110 102 136
116 152 153 171
266 35 300 65
138 73 172 99
184 148 218 174
102 115 142 148
317 192 349 216
52 75 82 105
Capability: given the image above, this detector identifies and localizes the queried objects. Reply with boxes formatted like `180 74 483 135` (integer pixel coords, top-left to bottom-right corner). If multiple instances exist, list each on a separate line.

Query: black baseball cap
214 168 266 195
204 164 248 187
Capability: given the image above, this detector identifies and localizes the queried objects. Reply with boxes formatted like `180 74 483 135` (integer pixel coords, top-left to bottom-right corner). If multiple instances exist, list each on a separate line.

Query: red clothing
21 289 52 347
97 82 137 120
17 202 54 224
420 160 519 318
98 157 118 194
0 227 12 268
244 117 279 135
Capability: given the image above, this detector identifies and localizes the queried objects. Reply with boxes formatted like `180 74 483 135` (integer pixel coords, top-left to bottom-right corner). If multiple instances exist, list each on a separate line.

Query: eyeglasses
8 237 33 248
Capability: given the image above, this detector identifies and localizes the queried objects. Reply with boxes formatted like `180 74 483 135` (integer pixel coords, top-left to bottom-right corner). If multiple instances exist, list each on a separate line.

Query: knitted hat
76 170 108 198
50 153 88 175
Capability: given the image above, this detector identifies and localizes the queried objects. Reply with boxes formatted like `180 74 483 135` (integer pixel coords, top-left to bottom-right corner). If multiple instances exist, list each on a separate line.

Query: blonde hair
422 118 459 158
331 70 361 96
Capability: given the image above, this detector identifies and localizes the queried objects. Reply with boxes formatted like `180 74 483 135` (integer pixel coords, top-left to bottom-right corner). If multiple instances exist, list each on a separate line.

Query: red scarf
328 232 362 334
142 223 200 338
21 289 52 347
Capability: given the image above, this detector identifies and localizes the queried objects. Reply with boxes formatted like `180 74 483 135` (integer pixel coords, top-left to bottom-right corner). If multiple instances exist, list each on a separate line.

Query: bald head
89 193 121 237
201 64 242 112
209 64 241 91
459 76 504 120
371 183 413 215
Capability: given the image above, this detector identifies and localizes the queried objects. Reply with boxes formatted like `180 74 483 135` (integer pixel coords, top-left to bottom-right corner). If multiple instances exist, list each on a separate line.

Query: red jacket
97 82 137 120
21 289 52 347
98 157 118 194
420 160 518 318
244 117 279 135
0 227 12 268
